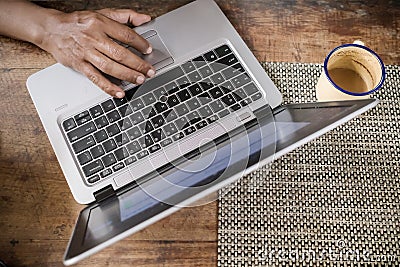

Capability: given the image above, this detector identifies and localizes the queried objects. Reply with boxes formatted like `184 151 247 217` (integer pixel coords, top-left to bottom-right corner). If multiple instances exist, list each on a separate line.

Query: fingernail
116 91 125 98
147 69 155 78
145 46 152 54
136 76 145 84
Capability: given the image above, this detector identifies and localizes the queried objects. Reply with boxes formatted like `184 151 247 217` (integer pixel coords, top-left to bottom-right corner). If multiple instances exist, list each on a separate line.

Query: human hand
40 8 156 98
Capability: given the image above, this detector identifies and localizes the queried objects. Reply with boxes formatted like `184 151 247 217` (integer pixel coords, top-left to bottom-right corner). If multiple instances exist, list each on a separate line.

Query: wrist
30 8 63 50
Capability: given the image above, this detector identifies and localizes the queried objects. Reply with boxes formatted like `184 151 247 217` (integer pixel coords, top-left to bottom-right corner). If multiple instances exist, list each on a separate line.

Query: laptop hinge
93 185 116 203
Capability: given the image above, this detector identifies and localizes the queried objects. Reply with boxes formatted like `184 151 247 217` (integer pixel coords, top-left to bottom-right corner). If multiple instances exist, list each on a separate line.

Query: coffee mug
316 41 385 101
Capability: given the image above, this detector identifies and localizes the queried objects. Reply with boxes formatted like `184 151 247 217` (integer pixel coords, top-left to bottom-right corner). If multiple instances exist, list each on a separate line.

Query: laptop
25 0 379 265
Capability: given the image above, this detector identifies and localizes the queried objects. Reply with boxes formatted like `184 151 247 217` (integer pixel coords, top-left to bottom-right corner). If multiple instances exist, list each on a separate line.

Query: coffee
328 67 368 93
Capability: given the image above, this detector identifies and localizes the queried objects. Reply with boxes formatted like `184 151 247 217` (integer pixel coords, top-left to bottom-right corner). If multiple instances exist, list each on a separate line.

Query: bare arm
0 0 156 98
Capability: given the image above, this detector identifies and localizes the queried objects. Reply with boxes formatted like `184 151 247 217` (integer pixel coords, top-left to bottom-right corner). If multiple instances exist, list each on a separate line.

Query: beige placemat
217 63 400 266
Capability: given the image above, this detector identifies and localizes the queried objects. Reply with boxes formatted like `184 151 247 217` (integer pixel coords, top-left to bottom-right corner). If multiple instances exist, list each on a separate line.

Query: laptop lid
63 99 378 265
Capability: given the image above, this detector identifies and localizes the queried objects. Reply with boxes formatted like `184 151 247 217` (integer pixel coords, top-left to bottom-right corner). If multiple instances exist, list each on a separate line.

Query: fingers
77 62 126 98
86 46 153 85
97 8 151 26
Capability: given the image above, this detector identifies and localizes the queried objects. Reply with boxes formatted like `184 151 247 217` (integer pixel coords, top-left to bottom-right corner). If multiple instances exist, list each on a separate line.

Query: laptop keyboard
61 44 264 185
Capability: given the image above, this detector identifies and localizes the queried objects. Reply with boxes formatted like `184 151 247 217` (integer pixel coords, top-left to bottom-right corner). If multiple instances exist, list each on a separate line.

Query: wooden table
0 1 398 266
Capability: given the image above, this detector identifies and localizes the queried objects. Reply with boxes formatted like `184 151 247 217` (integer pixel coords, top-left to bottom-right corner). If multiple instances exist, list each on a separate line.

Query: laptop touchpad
128 30 174 71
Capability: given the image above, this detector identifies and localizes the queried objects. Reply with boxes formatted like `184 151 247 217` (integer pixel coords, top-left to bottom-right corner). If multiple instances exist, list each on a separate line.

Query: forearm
0 0 61 47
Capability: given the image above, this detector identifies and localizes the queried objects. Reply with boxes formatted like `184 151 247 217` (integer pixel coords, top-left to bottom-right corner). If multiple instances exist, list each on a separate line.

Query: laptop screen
64 99 377 264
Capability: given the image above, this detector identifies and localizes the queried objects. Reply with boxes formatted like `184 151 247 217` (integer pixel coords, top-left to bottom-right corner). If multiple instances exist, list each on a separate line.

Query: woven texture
217 63 400 266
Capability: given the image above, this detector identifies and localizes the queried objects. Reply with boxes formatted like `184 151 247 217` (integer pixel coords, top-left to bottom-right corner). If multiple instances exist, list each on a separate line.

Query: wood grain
0 0 399 266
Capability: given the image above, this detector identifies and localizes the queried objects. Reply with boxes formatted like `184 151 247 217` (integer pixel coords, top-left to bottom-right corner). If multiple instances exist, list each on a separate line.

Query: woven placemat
217 63 400 266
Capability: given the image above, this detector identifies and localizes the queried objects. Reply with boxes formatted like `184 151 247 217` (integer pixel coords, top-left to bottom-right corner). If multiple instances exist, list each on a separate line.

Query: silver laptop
25 0 379 265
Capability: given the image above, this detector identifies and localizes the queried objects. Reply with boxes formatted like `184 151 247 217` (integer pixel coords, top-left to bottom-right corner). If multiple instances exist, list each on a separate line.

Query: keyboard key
137 150 149 159
233 88 248 99
149 144 161 153
207 115 219 124
192 56 206 68
101 99 115 113
126 141 141 155
177 89 191 102
112 162 125 172
198 105 213 118
210 99 224 112
221 94 236 106
113 97 127 107
163 109 178 122
198 65 213 78
175 117 189 130
160 138 173 147
115 132 129 146
210 73 225 84
220 80 235 93
127 126 141 141
184 126 196 136
74 110 89 121
129 111 144 125
118 118 133 131
154 102 169 113
218 109 230 118
215 45 232 57
230 103 241 111
195 120 208 130
222 65 243 80
166 94 180 108
187 111 201 125
90 145 105 159
125 156 137 166
106 123 120 137
102 153 117 167
72 135 96 153
209 86 223 99
138 135 154 148
138 121 154 134
204 50 218 62
130 98 145 111
243 82 259 95
83 160 104 177
188 70 202 83
200 80 214 91
232 73 251 88
141 106 157 119
175 103 189 116
188 83 203 96
115 147 129 161
163 123 178 136
142 92 156 105
63 118 76 131
212 54 238 72
77 151 92 166
103 139 117 152
181 61 196 73
240 98 252 107
176 76 190 88
88 175 100 183
119 104 133 117
94 116 108 129
172 132 185 141
151 115 165 129
100 168 113 178
186 98 201 111
107 110 121 123
67 121 96 142
251 92 263 101
198 92 212 104
150 129 165 143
